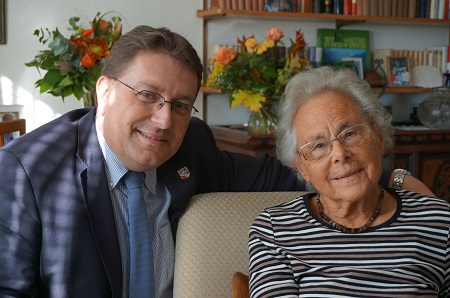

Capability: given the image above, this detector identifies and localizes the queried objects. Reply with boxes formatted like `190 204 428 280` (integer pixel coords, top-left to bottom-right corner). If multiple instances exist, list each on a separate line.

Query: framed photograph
0 0 4 44
387 56 411 86
341 57 364 80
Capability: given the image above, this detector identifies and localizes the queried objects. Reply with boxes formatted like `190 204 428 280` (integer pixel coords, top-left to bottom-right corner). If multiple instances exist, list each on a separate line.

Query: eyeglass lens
300 123 371 160
112 77 198 116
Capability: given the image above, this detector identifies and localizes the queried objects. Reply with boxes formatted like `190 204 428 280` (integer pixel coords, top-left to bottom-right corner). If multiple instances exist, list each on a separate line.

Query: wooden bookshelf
197 9 450 25
198 7 448 121
200 85 433 95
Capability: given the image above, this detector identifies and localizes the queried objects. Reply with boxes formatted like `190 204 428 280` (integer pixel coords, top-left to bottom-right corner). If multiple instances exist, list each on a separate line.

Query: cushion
231 271 250 298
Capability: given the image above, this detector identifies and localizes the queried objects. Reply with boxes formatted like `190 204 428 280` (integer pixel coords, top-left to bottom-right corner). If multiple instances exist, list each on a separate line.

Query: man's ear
96 76 110 115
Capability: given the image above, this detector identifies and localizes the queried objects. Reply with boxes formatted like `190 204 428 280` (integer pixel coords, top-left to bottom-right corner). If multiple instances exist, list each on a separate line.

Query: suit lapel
158 154 197 238
76 109 123 297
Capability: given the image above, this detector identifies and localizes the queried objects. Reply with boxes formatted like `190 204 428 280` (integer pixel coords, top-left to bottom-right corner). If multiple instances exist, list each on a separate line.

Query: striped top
248 189 450 298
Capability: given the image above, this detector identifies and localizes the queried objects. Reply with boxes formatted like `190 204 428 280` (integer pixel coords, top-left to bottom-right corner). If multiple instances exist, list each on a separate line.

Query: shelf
200 85 433 95
197 9 450 26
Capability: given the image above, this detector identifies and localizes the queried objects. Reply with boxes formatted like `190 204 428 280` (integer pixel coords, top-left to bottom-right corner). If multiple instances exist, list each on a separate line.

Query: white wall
0 1 448 130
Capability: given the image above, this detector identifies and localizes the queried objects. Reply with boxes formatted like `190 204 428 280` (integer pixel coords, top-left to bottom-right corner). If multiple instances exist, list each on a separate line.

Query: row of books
374 47 450 76
209 0 450 19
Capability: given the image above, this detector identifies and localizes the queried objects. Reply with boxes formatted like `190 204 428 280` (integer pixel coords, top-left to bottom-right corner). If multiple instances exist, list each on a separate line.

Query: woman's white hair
275 66 394 185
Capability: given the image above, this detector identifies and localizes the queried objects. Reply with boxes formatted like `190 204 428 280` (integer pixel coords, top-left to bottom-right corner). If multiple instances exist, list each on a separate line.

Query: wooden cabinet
211 125 450 201
389 129 450 201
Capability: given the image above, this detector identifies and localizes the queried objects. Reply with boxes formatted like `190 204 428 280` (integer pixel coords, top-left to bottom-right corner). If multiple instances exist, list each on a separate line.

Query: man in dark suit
0 25 431 297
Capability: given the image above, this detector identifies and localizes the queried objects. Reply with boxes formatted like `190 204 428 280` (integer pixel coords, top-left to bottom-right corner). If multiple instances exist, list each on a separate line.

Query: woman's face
294 91 385 202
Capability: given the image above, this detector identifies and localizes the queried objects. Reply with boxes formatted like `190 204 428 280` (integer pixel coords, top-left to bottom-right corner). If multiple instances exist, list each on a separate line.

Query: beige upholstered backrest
173 191 306 298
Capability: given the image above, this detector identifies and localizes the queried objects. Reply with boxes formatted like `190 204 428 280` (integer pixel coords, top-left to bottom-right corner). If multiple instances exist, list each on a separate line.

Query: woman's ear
295 155 310 183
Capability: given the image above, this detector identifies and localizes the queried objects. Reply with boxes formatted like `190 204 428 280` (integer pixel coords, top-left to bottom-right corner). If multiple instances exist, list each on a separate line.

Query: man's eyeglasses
112 77 199 117
297 123 371 161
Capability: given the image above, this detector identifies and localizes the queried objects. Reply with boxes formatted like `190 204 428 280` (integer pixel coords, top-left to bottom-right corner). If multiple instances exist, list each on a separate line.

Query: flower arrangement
25 12 122 103
206 27 309 131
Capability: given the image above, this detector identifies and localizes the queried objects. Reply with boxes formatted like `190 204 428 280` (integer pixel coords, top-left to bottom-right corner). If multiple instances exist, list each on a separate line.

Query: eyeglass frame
296 123 372 161
111 77 199 116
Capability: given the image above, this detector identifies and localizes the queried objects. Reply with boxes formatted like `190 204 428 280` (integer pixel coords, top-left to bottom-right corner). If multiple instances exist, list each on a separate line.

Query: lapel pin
177 166 190 179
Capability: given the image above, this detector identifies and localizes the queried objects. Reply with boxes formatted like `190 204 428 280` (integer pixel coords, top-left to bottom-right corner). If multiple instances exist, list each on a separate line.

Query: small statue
265 0 294 12
324 0 332 13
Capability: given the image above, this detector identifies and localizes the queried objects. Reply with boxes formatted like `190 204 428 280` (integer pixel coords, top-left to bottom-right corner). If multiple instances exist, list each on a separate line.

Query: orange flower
292 29 307 54
99 19 109 31
266 28 284 42
81 53 96 68
214 47 236 66
71 37 110 68
82 28 94 39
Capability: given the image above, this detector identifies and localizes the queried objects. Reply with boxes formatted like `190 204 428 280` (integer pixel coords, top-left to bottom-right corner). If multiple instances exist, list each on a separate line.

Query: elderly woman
248 67 450 297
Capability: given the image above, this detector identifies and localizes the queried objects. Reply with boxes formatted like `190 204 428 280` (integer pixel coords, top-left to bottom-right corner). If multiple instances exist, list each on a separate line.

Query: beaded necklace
316 186 385 234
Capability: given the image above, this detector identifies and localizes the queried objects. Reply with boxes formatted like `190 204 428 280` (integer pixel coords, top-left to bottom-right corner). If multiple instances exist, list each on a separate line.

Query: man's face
96 52 198 172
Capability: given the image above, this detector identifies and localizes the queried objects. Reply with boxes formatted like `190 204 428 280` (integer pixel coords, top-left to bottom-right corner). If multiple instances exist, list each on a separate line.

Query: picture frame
0 0 4 44
387 56 412 86
341 57 364 80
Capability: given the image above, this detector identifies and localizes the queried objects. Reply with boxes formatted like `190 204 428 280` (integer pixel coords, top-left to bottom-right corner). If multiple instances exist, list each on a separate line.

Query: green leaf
39 82 54 94
42 69 64 85
58 75 74 87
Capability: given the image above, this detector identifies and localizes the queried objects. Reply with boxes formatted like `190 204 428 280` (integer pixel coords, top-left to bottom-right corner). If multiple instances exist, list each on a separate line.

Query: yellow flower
256 39 274 54
206 62 224 87
245 38 258 53
231 90 266 112
256 45 267 54
262 39 275 48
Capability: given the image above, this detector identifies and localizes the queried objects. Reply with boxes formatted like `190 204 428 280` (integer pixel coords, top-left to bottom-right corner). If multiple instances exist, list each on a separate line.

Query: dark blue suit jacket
0 108 305 297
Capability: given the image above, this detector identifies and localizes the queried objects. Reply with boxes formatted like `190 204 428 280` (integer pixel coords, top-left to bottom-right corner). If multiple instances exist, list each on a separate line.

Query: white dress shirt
96 123 175 298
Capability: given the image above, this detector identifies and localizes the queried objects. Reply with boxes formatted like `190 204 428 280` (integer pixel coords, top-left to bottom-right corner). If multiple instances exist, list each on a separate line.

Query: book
392 0 398 16
419 0 427 17
356 0 364 14
344 0 352 14
378 0 384 16
430 0 437 18
427 46 448 72
370 0 379 16
408 0 417 17
304 0 311 12
362 0 370 15
437 0 445 18
317 28 371 70
398 0 405 17
334 0 344 13
351 0 357 14
312 0 324 12
444 0 449 18
384 0 392 16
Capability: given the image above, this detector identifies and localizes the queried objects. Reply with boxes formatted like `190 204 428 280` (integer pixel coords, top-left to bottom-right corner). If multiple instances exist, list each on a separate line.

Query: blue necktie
123 171 155 297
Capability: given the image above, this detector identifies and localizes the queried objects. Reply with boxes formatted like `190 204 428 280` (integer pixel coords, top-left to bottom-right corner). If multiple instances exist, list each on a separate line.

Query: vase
83 90 97 107
247 105 277 136
417 86 450 130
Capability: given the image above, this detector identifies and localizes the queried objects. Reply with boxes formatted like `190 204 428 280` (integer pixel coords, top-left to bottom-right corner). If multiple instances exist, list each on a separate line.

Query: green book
317 28 371 70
